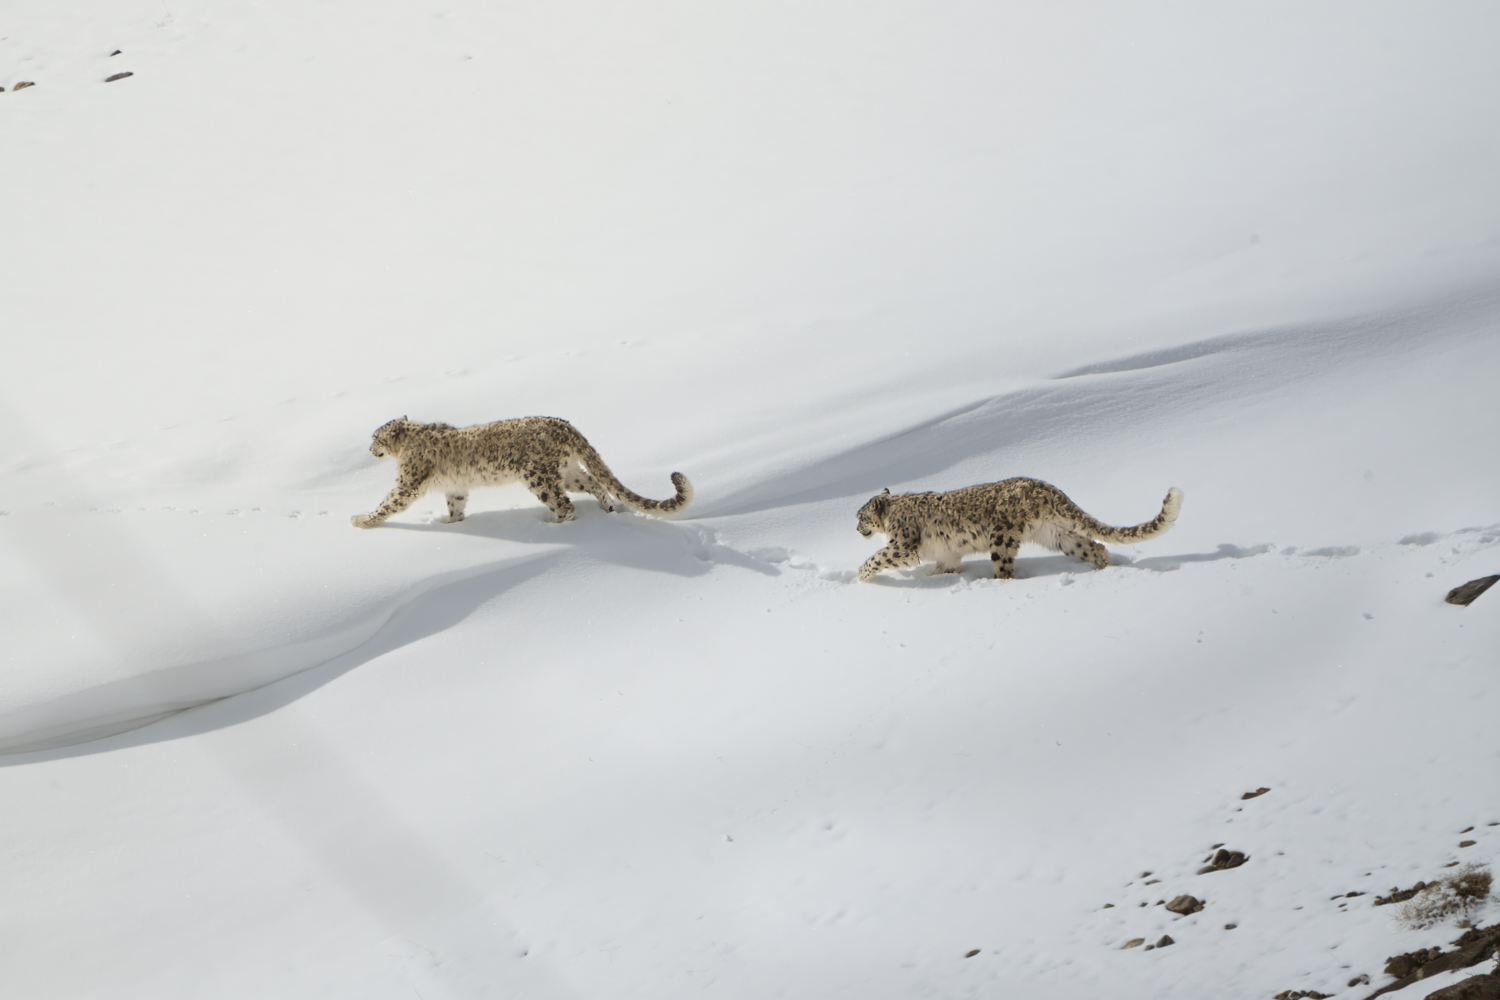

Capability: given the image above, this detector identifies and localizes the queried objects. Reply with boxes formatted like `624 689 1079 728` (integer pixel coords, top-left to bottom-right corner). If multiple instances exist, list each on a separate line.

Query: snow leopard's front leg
859 534 921 582
441 491 469 524
352 465 432 528
988 532 1021 579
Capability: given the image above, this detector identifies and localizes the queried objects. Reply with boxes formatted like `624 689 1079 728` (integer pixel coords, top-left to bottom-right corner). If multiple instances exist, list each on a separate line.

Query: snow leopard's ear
881 487 890 495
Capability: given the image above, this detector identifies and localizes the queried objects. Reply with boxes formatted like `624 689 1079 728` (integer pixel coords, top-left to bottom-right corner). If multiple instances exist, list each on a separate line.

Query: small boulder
1198 849 1249 874
1120 938 1145 950
105 72 133 83
1165 895 1205 915
1241 787 1271 800
14 81 36 91
1156 935 1174 948
1446 576 1500 607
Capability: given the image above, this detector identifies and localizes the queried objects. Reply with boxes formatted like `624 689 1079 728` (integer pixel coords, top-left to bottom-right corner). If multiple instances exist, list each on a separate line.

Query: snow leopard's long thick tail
577 442 693 517
1064 487 1182 544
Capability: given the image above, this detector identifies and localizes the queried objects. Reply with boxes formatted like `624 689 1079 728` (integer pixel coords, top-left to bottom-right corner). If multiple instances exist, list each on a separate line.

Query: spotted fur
351 416 693 528
855 478 1182 582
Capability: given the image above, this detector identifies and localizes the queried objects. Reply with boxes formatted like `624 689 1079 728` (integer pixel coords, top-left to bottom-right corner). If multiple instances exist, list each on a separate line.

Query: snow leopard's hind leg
1060 528 1111 569
563 459 617 513
988 531 1021 579
526 467 576 522
442 492 468 524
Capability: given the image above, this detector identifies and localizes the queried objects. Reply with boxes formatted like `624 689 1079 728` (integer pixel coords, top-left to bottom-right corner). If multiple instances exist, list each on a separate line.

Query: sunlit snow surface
2 2 1498 998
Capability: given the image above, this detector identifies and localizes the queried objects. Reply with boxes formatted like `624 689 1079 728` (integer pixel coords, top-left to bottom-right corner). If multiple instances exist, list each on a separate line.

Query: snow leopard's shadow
869 545 1271 586
871 553 1100 587
382 503 778 578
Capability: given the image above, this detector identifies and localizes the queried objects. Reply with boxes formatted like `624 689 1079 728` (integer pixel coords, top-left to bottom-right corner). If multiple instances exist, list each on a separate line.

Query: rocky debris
1199 848 1250 874
1365 925 1500 998
1334 891 1369 900
1166 895 1206 915
1121 938 1145 950
1388 949 1445 978
1102 903 1114 908
1155 935 1174 948
1377 882 1432 906
1242 787 1272 800
1350 974 1371 986
1446 576 1499 606
1274 991 1333 999
104 72 133 83
1461 841 1478 849
14 81 36 91
1225 923 1238 929
110 49 121 56
964 949 979 958
1422 974 1500 1000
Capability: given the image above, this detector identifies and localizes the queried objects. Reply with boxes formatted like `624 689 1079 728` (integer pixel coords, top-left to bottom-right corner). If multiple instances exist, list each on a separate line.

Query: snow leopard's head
855 488 892 537
369 416 412 459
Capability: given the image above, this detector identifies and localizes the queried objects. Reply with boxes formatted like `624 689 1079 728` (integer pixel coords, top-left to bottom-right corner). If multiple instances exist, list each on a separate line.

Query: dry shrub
1396 863 1494 929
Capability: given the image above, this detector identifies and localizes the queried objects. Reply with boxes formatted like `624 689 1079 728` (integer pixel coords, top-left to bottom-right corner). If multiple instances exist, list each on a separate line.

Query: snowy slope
3 2 1499 998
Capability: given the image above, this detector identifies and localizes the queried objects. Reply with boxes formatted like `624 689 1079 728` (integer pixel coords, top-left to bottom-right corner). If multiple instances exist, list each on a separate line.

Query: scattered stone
1446 576 1499 607
1274 991 1333 999
110 49 121 56
1145 879 1161 885
1462 828 1476 834
1422 975 1500 1000
1121 938 1145 950
1198 848 1249 874
1144 944 1154 951
1156 935 1174 948
105 72 133 83
1102 903 1114 909
1461 841 1477 848
1166 895 1206 915
1376 882 1430 906
1242 787 1271 800
1225 923 1237 930
964 949 980 958
14 81 36 91
1349 973 1371 986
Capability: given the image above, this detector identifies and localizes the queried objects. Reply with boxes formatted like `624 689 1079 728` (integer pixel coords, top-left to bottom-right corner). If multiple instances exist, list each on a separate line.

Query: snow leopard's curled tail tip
661 472 694 515
1140 487 1184 540
1163 487 1184 524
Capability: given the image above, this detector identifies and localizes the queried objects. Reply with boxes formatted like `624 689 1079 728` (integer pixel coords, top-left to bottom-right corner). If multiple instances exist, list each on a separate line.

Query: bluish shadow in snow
1122 543 1273 572
0 554 562 766
380 503 779 578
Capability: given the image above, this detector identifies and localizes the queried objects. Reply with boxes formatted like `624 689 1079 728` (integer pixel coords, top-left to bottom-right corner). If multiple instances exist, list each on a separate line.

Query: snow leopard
855 478 1182 582
351 416 693 528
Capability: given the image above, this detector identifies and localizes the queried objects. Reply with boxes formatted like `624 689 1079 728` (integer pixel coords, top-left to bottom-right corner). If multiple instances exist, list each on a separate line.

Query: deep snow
2 2 1499 998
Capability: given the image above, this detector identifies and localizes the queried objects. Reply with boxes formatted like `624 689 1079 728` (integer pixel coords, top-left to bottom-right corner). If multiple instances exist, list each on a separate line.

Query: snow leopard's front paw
440 513 465 524
858 561 880 583
351 514 380 529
